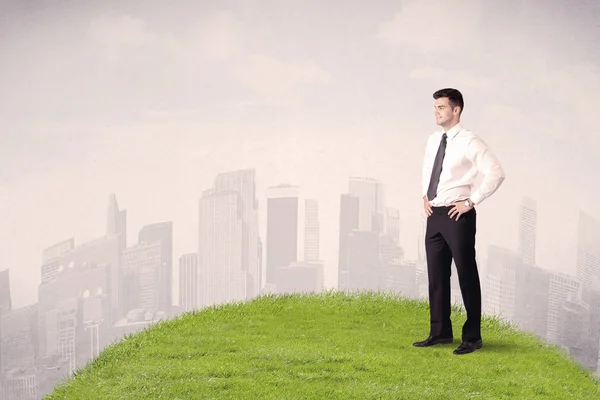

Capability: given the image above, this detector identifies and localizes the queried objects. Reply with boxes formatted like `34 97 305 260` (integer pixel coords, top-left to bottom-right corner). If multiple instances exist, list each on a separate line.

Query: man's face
433 97 458 126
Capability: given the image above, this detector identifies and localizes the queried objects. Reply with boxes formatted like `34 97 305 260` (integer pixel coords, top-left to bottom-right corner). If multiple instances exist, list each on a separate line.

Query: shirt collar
443 123 462 140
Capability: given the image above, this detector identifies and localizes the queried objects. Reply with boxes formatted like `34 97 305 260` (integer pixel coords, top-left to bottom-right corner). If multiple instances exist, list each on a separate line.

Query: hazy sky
1 0 599 308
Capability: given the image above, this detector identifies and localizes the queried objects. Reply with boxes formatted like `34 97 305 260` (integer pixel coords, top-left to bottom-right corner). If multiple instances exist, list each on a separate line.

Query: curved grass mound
47 290 600 399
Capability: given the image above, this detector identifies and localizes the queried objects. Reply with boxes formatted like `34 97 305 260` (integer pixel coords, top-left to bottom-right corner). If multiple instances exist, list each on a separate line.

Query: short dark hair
433 88 464 115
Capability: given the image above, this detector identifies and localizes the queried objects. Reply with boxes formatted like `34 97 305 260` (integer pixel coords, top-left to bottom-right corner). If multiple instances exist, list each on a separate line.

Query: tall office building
122 243 163 314
179 253 199 312
514 264 550 339
0 269 10 317
518 196 537 266
1 304 38 399
37 259 111 374
199 189 245 307
346 230 381 291
556 296 591 369
257 236 263 291
0 268 11 386
547 273 581 343
576 211 600 289
138 222 173 311
106 193 127 252
105 193 126 318
265 184 299 287
213 169 260 299
41 238 75 284
338 194 359 291
348 177 385 233
304 199 320 262
484 245 521 322
581 286 600 371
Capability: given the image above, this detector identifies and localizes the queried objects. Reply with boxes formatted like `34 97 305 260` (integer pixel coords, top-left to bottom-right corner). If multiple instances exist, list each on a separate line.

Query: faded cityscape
1 175 600 398
1 0 600 399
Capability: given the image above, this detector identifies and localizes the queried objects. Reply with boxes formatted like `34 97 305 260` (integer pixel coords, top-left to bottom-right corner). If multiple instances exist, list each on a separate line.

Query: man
413 88 505 355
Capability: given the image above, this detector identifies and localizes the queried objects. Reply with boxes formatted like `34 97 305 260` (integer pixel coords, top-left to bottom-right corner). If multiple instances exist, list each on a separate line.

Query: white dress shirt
421 123 505 207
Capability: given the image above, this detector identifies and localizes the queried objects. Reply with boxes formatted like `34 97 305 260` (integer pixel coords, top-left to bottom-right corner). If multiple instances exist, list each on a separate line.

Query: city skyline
2 168 598 309
2 167 600 399
1 166 598 307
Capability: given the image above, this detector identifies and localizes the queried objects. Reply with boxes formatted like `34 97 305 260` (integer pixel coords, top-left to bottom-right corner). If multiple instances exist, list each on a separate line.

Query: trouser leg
425 213 454 338
445 207 481 342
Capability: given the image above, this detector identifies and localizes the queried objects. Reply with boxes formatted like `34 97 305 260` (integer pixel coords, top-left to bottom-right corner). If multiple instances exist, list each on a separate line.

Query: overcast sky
1 0 599 308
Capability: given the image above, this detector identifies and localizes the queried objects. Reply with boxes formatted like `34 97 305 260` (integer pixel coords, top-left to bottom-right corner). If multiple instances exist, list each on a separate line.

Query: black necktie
427 133 447 201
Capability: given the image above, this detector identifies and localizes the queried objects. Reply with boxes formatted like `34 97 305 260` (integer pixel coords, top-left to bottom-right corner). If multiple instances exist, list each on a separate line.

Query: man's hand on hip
448 200 472 221
423 196 433 216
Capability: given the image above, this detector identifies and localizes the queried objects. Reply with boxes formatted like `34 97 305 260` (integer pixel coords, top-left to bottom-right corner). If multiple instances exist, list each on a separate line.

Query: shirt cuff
470 192 484 206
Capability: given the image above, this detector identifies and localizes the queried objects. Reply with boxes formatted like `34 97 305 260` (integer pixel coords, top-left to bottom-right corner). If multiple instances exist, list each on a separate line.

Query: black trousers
425 205 481 342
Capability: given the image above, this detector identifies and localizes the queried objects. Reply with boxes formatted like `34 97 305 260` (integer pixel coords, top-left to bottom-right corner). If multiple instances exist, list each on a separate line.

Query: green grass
47 290 600 399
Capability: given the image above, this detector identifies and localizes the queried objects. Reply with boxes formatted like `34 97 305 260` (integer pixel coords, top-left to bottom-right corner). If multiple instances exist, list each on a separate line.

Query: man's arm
466 137 505 206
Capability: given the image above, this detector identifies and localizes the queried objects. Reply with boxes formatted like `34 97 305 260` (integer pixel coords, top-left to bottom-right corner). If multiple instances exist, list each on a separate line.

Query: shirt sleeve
466 137 505 205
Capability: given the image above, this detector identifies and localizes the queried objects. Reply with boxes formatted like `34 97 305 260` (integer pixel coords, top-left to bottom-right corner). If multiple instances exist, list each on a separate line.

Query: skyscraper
346 230 381 291
138 222 173 312
199 189 245 306
213 169 260 299
179 253 199 312
547 273 581 343
514 263 550 339
122 243 163 314
484 245 521 322
518 196 537 266
0 268 10 378
338 194 359 291
576 211 600 289
106 193 126 318
304 199 320 262
0 269 11 317
106 193 127 252
266 184 299 287
348 177 385 233
1 304 38 397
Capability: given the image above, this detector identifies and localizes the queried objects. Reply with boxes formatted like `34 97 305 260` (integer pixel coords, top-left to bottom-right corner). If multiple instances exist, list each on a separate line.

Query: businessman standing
413 88 505 355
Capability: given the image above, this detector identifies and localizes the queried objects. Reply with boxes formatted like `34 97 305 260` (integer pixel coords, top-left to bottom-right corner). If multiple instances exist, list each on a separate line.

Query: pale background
0 0 599 396
2 0 598 307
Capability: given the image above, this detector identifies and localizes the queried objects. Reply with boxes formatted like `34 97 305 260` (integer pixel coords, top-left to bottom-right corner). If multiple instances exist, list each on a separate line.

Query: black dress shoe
413 335 454 347
453 339 483 355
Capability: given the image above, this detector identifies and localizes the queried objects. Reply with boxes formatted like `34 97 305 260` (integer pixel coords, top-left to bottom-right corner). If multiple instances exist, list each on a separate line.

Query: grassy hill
47 290 600 399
